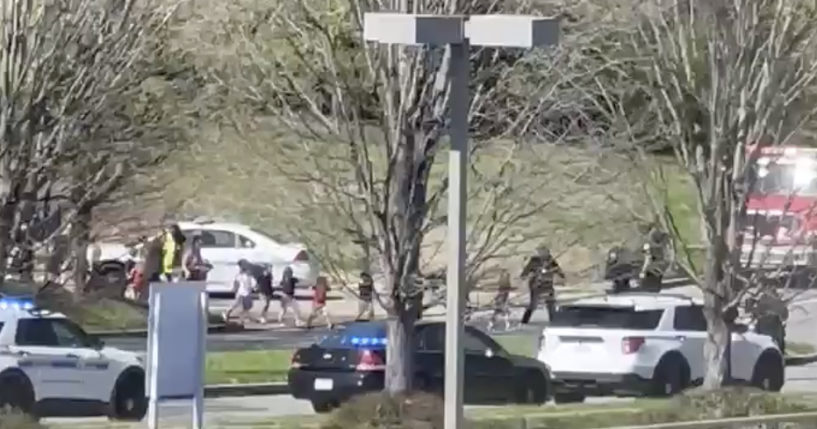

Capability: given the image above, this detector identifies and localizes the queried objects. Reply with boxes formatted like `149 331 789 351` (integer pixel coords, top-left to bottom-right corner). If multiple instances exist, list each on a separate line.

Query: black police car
288 321 551 412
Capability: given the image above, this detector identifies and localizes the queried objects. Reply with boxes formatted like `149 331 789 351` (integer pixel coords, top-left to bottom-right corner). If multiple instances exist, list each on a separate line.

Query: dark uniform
521 247 565 324
640 226 669 292
748 294 787 354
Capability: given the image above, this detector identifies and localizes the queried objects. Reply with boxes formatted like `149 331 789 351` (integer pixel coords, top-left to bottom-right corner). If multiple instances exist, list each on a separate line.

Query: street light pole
363 13 559 429
444 39 470 429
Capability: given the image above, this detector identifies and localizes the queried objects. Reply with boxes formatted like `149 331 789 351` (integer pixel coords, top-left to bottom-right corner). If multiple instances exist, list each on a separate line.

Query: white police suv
537 292 784 403
0 297 146 420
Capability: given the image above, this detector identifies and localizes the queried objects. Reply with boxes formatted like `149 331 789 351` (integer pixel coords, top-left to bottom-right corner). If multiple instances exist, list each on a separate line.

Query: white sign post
146 282 208 429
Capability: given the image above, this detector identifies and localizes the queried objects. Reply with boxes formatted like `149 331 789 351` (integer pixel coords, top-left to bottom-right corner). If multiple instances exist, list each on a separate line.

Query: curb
204 382 289 398
785 353 817 366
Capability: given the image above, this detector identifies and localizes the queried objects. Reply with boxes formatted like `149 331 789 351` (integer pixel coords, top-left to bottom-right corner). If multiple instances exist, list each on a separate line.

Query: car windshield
551 306 663 330
318 323 387 349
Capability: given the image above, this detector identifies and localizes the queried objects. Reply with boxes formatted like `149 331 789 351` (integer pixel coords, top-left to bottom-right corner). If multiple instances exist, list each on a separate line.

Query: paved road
46 393 634 427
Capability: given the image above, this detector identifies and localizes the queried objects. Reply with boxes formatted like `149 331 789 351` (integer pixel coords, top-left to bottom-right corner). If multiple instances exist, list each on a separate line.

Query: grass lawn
205 350 294 385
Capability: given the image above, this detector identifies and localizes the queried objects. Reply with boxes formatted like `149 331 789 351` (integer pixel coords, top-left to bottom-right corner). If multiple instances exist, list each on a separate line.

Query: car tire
0 370 36 417
752 352 784 392
108 369 147 421
553 392 585 404
516 371 548 405
311 399 338 413
651 355 687 397
415 373 438 395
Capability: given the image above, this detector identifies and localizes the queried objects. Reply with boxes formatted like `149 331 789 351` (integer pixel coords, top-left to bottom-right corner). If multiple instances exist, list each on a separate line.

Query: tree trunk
701 240 730 389
385 306 416 394
71 206 92 296
0 203 14 289
702 292 730 389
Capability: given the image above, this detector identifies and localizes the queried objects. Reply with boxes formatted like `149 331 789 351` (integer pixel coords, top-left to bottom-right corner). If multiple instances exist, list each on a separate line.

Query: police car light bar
350 337 388 346
0 298 35 311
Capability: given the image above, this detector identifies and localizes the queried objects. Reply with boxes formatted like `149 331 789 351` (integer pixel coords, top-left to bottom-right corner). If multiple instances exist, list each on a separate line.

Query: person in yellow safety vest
160 224 186 282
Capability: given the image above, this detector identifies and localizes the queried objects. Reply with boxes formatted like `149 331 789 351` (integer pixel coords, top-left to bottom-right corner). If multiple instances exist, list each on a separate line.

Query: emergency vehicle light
0 298 35 311
350 336 388 346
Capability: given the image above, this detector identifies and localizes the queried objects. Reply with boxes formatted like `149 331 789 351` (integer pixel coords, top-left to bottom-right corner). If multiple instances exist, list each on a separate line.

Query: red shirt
313 285 328 305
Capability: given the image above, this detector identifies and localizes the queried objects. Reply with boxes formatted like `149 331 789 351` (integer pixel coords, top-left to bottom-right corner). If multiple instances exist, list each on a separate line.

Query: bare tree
196 0 589 393
1 0 179 292
603 0 817 388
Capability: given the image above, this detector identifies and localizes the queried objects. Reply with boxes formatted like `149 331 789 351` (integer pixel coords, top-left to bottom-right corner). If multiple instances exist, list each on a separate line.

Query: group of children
222 260 378 329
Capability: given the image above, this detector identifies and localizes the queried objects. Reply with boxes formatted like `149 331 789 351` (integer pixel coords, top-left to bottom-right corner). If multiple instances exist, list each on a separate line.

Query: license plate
574 344 591 353
314 378 333 391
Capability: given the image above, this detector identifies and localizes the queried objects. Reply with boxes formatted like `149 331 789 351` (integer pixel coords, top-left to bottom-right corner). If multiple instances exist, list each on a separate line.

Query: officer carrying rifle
521 246 565 324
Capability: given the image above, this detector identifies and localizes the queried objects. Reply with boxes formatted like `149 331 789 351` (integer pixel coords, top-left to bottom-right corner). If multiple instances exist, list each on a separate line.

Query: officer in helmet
521 246 565 324
747 291 788 354
640 223 669 292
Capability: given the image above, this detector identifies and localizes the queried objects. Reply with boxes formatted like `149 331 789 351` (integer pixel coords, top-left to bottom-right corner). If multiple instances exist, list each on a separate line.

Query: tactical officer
521 246 565 324
640 223 669 292
747 292 788 354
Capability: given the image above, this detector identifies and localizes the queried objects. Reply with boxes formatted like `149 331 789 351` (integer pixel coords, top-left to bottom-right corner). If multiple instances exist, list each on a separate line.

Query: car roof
178 221 254 232
334 320 441 332
565 292 702 311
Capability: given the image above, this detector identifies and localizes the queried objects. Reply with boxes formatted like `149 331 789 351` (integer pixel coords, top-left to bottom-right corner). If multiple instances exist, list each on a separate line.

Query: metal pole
444 39 469 429
193 289 207 429
147 290 160 429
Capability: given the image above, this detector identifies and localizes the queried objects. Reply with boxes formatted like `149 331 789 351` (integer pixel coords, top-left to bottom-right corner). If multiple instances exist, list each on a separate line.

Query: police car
537 292 784 403
0 297 146 420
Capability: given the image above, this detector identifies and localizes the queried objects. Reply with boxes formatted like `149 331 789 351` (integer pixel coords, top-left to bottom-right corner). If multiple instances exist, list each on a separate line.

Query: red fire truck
742 146 817 286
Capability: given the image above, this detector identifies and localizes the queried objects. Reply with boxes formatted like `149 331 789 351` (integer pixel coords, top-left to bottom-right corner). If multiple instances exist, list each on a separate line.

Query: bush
0 407 44 429
322 392 443 429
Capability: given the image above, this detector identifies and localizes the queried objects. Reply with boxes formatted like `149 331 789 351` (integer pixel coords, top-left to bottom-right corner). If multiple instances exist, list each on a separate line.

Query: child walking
254 263 275 324
278 266 303 326
223 259 257 325
355 272 375 321
306 276 333 329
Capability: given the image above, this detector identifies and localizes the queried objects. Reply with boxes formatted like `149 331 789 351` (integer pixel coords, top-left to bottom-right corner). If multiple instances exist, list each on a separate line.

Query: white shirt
233 272 257 297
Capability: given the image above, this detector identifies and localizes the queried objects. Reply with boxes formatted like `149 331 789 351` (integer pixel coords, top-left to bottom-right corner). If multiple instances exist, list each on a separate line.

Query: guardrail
602 411 817 429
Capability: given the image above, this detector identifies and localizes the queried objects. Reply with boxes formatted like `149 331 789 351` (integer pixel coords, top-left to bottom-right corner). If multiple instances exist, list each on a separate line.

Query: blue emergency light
0 298 35 311
350 336 388 346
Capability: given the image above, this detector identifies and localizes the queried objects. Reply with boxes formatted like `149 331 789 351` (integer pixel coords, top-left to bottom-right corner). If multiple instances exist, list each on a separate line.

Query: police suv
0 297 146 420
537 292 784 403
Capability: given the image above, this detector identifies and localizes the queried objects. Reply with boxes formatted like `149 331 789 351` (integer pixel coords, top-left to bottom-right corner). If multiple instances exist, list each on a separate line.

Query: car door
463 327 516 403
198 229 239 290
50 319 112 402
414 325 444 394
14 318 83 400
730 330 764 382
671 305 708 382
7 321 48 401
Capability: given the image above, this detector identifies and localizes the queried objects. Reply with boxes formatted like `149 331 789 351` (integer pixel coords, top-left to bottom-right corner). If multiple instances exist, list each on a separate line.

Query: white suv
0 298 146 420
537 292 784 403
